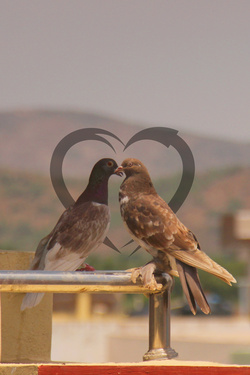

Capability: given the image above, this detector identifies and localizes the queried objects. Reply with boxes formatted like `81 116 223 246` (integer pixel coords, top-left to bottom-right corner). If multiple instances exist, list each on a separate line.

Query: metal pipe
0 270 178 361
143 276 178 360
0 270 170 294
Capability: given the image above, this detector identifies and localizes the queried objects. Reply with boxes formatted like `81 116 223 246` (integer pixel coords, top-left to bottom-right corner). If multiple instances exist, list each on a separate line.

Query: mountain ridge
0 110 249 178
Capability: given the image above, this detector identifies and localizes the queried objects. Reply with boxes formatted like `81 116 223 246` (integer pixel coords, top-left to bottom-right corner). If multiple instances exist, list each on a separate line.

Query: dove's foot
76 263 96 272
127 262 163 290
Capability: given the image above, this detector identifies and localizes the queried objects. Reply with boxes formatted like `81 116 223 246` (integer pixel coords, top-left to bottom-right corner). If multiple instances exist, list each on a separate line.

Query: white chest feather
119 195 129 205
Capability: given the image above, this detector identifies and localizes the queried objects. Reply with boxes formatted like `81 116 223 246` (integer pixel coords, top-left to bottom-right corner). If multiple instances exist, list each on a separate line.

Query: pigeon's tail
169 248 236 286
176 260 211 315
21 292 45 311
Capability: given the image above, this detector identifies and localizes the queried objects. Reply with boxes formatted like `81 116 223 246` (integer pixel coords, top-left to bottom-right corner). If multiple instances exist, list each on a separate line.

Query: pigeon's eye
107 161 114 167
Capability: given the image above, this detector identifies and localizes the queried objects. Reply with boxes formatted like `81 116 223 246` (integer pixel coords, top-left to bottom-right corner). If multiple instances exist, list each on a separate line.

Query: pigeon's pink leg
76 263 96 272
127 262 163 290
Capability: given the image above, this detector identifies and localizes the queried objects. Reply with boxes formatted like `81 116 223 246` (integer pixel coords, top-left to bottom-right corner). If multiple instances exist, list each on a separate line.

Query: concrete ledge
1 361 249 375
0 364 38 375
0 251 52 363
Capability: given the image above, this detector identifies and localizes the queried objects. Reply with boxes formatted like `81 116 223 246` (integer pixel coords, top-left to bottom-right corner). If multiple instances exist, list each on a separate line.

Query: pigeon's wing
30 202 110 272
123 194 179 249
124 194 236 285
43 201 110 271
123 195 176 246
28 206 74 270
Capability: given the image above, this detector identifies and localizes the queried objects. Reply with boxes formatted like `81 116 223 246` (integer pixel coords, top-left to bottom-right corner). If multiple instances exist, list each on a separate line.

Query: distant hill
0 110 249 178
0 165 249 260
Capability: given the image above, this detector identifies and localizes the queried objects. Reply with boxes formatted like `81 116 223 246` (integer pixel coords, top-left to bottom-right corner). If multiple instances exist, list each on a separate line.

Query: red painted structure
38 364 250 375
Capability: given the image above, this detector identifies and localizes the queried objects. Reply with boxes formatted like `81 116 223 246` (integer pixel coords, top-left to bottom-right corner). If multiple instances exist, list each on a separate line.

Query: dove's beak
115 166 123 177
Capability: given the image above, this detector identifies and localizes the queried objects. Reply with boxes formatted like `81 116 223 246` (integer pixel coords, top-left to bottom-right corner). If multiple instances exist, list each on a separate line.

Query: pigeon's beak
115 166 123 177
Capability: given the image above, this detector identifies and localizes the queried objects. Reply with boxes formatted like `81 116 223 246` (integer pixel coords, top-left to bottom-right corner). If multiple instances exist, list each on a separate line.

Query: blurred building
222 210 250 315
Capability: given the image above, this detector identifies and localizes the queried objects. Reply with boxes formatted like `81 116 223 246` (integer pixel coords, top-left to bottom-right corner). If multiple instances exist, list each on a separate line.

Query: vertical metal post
143 278 178 361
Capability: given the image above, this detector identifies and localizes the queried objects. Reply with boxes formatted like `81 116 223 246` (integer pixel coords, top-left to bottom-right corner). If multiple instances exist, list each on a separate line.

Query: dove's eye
128 162 133 167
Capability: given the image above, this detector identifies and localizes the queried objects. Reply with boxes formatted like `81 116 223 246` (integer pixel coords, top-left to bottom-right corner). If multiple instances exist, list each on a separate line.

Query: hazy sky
0 1 250 141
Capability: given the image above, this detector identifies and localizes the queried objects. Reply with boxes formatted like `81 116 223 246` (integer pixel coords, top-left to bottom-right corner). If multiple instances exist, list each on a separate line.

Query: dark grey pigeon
21 158 121 310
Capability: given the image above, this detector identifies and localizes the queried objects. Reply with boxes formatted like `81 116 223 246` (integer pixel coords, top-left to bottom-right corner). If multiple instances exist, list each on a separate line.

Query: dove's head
90 158 120 180
115 158 150 178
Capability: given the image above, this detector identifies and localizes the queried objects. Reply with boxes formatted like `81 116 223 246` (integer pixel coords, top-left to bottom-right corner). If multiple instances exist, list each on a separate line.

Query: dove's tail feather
170 248 236 286
176 260 211 315
21 292 45 311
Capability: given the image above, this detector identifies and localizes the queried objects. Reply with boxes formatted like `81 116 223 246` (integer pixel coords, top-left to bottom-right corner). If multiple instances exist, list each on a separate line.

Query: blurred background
0 0 249 365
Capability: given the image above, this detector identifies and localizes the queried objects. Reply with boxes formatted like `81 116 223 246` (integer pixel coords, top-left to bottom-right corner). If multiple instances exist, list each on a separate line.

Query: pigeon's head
115 158 149 178
92 158 120 178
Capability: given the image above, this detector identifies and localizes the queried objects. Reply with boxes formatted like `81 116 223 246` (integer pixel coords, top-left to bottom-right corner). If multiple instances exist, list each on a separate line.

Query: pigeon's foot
76 263 96 272
127 262 163 290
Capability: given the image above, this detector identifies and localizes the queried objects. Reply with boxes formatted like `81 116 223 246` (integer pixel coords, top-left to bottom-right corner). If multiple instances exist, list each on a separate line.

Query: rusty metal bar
0 270 178 361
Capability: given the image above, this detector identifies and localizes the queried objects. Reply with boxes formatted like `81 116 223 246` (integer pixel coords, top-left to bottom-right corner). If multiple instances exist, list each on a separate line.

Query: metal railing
0 270 178 361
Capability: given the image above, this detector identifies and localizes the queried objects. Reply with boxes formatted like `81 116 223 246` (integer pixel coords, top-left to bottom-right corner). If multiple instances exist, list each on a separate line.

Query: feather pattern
116 158 236 315
21 158 119 311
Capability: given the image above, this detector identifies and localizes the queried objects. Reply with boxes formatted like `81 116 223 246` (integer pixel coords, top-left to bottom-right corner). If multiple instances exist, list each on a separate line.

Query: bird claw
76 263 96 272
127 263 163 291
